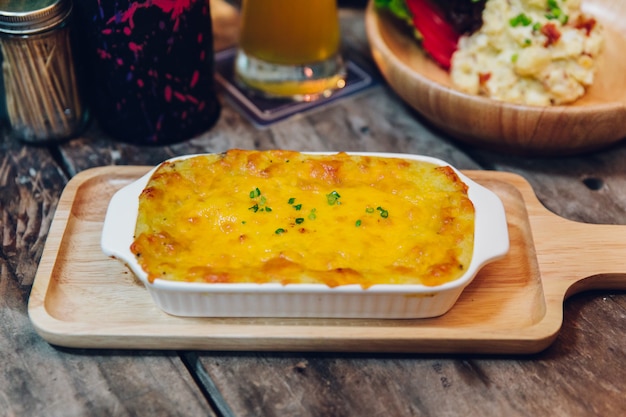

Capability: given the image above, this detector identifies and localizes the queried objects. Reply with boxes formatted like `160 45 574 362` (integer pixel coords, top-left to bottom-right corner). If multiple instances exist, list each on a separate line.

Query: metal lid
0 0 72 35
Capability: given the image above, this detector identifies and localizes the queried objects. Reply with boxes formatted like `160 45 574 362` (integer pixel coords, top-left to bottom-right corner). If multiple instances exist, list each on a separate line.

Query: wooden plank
0 141 215 416
0 145 66 287
467 145 626 224
196 299 625 417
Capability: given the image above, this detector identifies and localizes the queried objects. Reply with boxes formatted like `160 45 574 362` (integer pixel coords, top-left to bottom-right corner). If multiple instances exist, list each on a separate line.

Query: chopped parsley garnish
249 203 272 212
510 13 532 27
546 0 568 24
288 198 302 211
249 188 261 198
248 190 271 212
326 190 341 205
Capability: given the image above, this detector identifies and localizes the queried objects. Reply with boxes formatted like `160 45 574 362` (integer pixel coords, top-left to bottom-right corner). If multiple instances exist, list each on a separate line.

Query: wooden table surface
2 2 625 416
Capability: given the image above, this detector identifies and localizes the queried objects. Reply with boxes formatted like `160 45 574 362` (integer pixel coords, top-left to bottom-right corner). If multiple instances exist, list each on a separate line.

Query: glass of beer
234 0 347 101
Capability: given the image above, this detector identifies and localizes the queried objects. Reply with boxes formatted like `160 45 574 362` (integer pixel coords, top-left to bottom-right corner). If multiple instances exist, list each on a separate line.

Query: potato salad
450 0 604 106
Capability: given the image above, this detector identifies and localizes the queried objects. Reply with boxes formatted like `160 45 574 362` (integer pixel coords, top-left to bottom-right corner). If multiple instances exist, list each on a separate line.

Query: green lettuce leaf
374 0 413 26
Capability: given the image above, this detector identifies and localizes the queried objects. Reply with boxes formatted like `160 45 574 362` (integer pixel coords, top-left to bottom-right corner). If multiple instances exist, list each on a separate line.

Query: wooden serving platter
28 167 626 354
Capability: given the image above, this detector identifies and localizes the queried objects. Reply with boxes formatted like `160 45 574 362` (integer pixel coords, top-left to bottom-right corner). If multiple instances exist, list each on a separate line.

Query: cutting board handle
533 214 626 298
475 171 626 299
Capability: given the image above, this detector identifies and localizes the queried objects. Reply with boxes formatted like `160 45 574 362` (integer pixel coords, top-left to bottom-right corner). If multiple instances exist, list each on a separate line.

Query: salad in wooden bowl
366 0 626 155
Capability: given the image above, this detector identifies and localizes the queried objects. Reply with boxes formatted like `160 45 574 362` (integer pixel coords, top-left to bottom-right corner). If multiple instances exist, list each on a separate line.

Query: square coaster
214 47 380 127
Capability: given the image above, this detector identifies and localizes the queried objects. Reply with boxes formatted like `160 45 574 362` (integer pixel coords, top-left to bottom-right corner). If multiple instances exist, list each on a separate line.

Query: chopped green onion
377 206 389 218
326 190 341 205
249 188 261 198
365 207 375 214
355 219 362 227
275 228 285 235
294 204 302 211
248 204 259 212
546 0 568 24
510 13 532 27
308 208 317 220
288 197 296 204
295 218 304 224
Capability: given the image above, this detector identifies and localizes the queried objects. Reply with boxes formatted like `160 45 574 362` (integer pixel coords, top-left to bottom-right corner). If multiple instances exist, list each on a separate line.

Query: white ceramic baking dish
101 152 509 319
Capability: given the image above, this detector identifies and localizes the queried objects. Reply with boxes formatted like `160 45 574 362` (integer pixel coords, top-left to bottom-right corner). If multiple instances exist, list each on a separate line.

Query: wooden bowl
364 0 626 156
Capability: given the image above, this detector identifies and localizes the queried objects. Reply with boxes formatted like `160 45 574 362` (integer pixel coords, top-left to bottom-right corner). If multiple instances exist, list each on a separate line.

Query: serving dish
365 0 626 156
100 152 509 319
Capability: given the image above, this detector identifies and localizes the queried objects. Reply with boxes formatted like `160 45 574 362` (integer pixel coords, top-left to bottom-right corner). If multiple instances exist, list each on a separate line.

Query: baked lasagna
130 150 475 288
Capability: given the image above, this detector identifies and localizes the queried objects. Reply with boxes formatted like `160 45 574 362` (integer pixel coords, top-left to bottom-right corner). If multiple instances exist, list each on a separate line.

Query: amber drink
235 0 346 101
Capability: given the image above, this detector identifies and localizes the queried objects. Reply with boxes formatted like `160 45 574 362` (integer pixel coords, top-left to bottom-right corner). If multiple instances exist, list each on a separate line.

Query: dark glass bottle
75 0 221 145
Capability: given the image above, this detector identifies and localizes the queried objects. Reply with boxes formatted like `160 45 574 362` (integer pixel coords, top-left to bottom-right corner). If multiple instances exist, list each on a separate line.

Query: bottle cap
0 0 72 35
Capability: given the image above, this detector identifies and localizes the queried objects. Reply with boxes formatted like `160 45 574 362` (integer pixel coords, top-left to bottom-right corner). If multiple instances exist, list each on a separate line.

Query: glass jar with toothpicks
0 0 87 144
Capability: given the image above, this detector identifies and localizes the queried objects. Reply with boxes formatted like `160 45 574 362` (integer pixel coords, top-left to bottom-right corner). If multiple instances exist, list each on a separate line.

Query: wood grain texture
198 301 625 417
0 143 216 416
365 0 626 156
0 143 66 287
468 144 626 224
3 3 625 416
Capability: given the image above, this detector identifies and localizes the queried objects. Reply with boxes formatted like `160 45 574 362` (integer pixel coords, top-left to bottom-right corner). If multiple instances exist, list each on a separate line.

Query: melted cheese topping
131 150 475 288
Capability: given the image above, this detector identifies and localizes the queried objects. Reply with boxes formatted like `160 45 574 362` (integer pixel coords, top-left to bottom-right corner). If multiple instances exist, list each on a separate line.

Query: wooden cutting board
27 166 626 354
